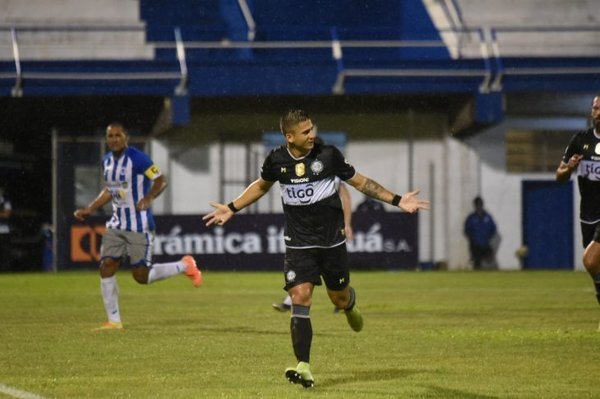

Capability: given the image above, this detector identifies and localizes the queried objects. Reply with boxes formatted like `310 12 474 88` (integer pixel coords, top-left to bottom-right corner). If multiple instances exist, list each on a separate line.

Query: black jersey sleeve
260 148 279 182
330 146 356 181
562 131 584 163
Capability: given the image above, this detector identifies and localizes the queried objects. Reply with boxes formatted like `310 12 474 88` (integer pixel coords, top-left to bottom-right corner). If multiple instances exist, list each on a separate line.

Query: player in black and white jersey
557 94 600 330
203 109 429 388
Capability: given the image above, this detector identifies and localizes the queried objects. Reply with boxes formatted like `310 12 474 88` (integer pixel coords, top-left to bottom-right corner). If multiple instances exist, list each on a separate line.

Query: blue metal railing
1 24 600 97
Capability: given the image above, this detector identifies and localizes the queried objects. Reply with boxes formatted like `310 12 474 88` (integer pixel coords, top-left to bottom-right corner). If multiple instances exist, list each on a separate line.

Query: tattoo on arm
362 179 389 202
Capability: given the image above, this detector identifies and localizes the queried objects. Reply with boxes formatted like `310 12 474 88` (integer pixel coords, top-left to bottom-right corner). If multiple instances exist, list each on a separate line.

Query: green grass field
1 270 599 398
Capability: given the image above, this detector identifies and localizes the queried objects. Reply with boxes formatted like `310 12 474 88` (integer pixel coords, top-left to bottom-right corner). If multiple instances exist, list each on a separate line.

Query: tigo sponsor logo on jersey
285 185 315 203
581 160 600 180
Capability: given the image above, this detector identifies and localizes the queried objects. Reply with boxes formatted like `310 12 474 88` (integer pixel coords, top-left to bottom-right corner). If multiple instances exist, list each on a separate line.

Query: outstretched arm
203 178 275 226
73 188 112 221
346 172 429 213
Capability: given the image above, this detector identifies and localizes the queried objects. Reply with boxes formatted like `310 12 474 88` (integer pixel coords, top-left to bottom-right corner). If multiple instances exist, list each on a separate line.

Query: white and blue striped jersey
102 146 161 233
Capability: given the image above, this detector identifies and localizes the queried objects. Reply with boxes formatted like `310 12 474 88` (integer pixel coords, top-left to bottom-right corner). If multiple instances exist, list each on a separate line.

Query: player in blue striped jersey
74 123 202 330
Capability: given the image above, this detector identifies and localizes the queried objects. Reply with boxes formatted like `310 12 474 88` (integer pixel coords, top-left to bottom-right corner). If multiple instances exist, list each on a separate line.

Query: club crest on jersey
595 143 600 155
295 163 305 177
310 160 324 174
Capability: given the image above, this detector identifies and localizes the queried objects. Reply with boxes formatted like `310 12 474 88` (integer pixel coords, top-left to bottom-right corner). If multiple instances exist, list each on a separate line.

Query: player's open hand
398 190 430 213
203 202 234 226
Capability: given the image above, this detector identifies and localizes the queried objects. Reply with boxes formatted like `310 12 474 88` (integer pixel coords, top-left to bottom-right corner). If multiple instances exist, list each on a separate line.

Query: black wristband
391 194 402 206
227 201 239 213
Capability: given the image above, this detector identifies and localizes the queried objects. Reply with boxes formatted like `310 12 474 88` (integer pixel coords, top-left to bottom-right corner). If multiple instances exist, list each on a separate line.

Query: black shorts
581 221 600 248
283 243 349 292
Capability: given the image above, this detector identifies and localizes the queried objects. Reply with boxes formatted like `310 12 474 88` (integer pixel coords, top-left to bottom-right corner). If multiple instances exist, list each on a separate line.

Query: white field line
0 384 48 399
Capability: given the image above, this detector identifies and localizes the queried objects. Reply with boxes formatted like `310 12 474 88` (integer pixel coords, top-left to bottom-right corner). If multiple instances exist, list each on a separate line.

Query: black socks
290 304 312 363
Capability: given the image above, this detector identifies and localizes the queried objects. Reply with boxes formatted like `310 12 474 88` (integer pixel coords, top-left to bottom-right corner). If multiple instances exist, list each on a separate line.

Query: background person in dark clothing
464 196 497 270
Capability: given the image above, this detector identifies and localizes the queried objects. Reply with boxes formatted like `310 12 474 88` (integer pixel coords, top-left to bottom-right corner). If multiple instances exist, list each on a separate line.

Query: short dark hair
280 109 310 135
473 196 483 207
106 122 127 134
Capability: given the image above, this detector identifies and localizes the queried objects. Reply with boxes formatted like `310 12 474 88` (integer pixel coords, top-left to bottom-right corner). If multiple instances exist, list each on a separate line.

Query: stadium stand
0 0 153 61
0 0 598 97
